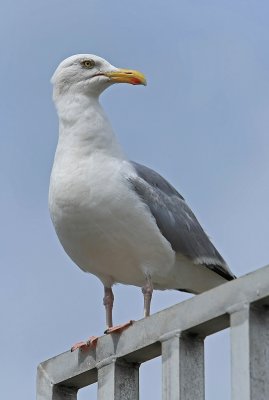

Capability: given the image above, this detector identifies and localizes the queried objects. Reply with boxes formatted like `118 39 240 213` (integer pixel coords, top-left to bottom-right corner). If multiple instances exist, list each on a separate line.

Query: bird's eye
81 59 95 69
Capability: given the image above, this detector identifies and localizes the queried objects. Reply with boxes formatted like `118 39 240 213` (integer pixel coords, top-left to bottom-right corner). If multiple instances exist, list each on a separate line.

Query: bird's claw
71 336 98 352
70 320 134 352
104 320 134 334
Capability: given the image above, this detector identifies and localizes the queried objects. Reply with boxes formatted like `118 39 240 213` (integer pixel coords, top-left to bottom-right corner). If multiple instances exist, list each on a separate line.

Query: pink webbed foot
71 336 98 352
104 320 134 334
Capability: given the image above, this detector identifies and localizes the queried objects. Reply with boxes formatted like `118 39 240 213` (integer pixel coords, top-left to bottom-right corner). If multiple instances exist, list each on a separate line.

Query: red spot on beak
131 77 142 85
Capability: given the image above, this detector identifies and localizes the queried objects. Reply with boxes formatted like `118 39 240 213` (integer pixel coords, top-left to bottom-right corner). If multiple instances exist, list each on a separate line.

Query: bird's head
51 54 147 99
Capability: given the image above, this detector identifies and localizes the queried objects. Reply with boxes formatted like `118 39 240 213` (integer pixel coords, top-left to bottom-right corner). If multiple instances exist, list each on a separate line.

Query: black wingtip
205 264 237 281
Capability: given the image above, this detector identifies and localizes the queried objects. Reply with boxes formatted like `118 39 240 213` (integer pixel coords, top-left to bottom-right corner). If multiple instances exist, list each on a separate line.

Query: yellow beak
104 69 147 86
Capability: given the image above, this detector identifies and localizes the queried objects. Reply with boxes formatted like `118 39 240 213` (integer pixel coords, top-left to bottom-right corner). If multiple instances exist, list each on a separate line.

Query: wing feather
129 161 235 281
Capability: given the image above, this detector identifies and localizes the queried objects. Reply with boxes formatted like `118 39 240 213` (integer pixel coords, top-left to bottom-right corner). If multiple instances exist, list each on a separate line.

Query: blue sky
1 1 269 398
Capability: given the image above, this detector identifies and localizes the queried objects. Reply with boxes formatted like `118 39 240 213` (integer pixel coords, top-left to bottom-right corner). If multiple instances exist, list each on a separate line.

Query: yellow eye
81 59 95 69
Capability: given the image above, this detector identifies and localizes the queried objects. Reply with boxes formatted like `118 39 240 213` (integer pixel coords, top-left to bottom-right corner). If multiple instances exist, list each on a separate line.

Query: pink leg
142 276 153 317
103 287 114 328
71 286 113 352
104 286 134 334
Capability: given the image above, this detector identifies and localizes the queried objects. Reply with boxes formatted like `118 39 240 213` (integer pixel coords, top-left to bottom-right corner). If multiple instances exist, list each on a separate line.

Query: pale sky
1 1 269 399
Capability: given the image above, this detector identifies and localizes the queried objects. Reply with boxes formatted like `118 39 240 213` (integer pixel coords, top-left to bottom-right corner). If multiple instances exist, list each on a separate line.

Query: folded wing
129 161 235 281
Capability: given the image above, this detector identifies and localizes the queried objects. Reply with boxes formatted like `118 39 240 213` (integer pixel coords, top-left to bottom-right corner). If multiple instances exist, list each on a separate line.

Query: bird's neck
55 93 125 159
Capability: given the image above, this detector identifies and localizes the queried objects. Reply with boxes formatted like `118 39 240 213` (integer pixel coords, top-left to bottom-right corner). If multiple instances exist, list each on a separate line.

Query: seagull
49 54 235 348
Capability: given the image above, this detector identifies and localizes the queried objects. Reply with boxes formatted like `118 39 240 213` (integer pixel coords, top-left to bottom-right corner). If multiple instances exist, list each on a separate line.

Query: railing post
97 356 140 400
161 330 205 400
230 304 269 400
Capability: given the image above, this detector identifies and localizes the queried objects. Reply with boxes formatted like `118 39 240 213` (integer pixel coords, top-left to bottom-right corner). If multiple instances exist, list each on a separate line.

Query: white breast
49 152 176 288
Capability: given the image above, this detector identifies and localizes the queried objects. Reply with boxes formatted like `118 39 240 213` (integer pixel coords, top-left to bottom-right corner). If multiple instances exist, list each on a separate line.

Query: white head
51 54 146 100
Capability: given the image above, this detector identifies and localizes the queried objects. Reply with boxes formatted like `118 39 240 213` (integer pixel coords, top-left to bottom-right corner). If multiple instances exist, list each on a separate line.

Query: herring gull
49 54 235 348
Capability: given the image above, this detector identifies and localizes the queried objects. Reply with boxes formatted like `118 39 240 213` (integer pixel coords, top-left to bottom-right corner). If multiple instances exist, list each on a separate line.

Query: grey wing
129 161 235 281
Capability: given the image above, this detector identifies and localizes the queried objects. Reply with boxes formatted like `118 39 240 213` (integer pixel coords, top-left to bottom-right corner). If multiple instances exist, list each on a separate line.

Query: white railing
37 264 269 400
